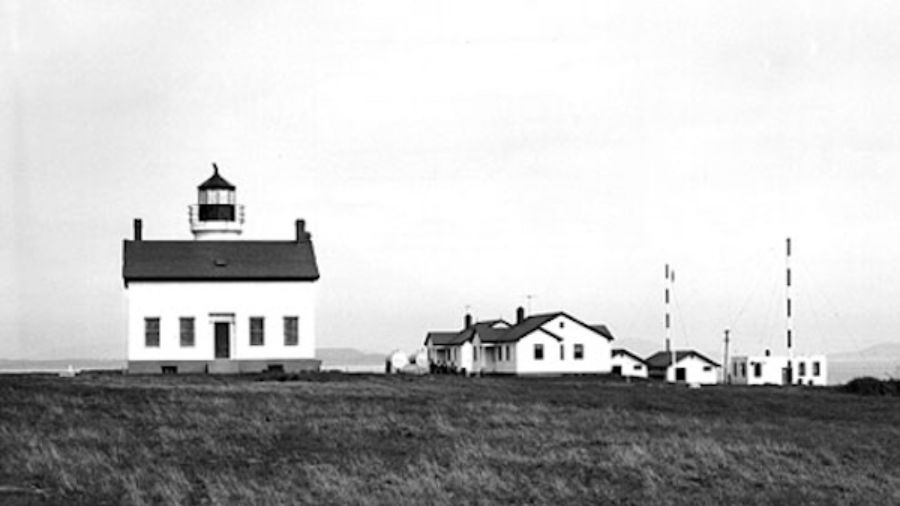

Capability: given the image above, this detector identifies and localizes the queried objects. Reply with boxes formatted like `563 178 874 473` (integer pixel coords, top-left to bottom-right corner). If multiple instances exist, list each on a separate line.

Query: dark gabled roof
645 350 721 368
590 324 615 340
424 312 616 347
472 320 512 342
612 348 648 364
424 321 508 347
425 332 460 346
423 327 475 346
487 313 560 343
123 240 319 283
198 164 235 190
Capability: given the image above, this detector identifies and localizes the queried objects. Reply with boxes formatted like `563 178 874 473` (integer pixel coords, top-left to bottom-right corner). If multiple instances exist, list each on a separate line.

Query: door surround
209 313 235 359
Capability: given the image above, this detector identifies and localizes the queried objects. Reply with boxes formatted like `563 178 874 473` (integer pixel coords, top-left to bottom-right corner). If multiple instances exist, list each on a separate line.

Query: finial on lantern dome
212 162 219 175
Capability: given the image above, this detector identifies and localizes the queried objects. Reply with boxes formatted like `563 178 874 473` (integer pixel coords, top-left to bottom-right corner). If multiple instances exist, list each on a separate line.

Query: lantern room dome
198 163 235 190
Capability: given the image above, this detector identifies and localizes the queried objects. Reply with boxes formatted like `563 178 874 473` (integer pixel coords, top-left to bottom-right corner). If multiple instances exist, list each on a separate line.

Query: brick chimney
295 219 310 241
133 219 143 241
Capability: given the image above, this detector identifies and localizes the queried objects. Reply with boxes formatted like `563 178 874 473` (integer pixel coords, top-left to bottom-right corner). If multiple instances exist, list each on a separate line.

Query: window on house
753 363 762 378
675 367 686 381
284 316 298 346
145 317 160 347
733 362 739 377
250 317 265 346
179 317 194 347
559 344 564 360
741 363 747 377
559 321 565 329
534 344 544 360
703 365 712 372
798 362 806 376
634 364 643 371
574 344 584 360
813 361 821 376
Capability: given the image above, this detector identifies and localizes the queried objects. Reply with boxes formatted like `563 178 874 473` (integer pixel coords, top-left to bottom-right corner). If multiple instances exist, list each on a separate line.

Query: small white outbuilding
646 350 720 385
611 348 648 378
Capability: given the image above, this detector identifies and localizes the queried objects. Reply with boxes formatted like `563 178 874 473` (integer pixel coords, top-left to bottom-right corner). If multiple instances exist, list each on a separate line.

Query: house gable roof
645 350 721 368
612 348 648 365
123 240 319 284
484 313 559 343
425 331 461 346
589 324 615 340
425 312 617 346
521 311 616 341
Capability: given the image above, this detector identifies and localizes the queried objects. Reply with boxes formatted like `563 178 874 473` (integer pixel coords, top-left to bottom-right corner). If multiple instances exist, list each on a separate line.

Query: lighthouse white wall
127 281 316 362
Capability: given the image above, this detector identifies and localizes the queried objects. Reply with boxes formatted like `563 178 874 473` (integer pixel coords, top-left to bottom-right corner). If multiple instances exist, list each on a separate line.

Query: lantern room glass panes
198 189 235 205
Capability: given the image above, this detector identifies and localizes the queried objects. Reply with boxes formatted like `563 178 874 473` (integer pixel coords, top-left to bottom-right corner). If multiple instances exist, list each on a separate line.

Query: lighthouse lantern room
189 163 245 240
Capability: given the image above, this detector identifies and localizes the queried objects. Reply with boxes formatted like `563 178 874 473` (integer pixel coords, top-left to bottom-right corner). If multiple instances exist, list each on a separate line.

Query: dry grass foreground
0 373 898 505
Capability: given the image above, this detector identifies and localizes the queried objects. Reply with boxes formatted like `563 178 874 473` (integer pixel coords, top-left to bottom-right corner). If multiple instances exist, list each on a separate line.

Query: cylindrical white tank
412 348 429 369
387 350 409 372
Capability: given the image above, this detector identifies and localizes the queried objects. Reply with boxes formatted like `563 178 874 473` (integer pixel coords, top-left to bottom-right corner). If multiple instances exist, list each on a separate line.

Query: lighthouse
123 164 321 374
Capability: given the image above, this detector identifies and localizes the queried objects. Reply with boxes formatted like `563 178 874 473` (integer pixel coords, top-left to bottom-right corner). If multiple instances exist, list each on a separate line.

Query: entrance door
675 367 686 381
214 322 230 358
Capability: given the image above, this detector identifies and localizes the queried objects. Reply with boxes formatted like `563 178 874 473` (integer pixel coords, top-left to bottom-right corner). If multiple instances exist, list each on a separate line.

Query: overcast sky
3 1 900 360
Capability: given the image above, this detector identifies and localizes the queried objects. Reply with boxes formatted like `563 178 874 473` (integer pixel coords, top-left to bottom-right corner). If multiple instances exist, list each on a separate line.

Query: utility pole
723 328 731 384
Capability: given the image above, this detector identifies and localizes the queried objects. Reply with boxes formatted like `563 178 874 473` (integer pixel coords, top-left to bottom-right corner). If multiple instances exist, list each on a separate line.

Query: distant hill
829 342 900 362
316 348 385 366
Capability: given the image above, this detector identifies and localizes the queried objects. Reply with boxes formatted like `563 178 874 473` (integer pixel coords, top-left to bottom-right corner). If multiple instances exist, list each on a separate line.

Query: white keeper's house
425 308 615 375
122 165 321 374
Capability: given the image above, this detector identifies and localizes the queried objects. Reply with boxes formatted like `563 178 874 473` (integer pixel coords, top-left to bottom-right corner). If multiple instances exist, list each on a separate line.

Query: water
828 360 900 385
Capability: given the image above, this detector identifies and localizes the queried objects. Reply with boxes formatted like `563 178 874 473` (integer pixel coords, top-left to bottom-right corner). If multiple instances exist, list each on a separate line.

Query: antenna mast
665 264 675 382
785 237 794 385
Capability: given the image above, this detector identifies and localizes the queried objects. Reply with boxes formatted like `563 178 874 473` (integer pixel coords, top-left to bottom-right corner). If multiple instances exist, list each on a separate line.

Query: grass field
0 373 898 505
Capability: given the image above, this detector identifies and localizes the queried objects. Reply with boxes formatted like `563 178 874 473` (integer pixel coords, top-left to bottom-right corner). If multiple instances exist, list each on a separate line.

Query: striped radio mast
665 264 675 381
785 237 794 384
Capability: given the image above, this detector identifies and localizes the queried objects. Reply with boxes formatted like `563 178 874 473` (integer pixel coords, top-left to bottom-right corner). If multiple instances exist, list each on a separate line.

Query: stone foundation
127 359 322 375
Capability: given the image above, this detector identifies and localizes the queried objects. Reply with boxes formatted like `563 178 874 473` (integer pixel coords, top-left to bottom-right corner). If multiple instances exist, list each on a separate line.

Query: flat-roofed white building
730 352 827 386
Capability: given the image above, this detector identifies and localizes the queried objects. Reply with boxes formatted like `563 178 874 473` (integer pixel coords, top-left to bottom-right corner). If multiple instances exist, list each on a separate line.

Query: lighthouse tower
189 163 245 240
